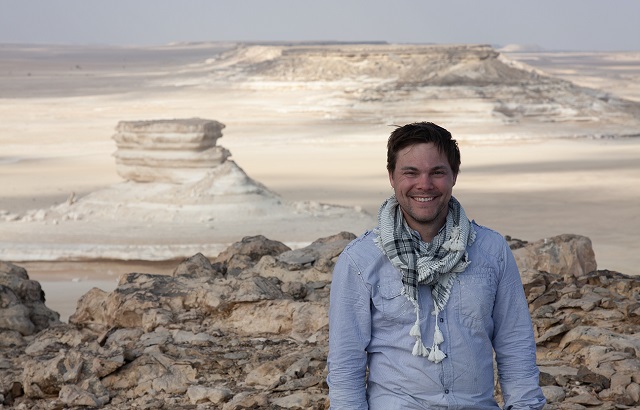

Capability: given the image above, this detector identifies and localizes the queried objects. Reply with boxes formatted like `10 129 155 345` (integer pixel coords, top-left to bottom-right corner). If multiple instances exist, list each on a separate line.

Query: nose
415 173 434 190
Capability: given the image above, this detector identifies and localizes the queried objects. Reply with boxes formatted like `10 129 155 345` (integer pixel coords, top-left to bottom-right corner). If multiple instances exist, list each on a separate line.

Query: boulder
513 234 597 279
0 261 60 336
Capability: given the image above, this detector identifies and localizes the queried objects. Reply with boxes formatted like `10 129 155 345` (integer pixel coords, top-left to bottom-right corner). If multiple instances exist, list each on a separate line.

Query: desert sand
1 43 639 321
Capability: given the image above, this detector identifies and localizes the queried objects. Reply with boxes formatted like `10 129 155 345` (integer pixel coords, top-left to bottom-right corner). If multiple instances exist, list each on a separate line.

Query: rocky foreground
1 232 639 409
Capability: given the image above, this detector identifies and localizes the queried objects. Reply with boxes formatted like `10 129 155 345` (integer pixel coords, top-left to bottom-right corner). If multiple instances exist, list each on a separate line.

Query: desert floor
1 45 639 321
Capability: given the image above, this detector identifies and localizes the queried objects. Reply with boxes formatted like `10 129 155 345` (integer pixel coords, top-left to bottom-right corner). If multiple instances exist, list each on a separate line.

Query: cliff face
219 44 535 86
1 233 639 409
207 43 640 132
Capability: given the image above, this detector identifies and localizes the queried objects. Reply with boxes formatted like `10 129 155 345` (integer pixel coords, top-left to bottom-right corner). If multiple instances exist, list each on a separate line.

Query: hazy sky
1 0 639 51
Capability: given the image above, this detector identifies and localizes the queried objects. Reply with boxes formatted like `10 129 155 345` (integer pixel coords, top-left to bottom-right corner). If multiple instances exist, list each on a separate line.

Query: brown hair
386 122 461 175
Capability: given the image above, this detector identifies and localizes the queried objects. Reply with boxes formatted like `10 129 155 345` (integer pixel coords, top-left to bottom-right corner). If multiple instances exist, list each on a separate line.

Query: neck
401 211 447 244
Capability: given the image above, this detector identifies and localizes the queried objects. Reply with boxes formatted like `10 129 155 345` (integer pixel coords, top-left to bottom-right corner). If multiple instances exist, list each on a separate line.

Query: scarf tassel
412 338 429 357
410 318 447 361
428 344 447 363
410 317 429 357
433 322 444 344
426 317 447 363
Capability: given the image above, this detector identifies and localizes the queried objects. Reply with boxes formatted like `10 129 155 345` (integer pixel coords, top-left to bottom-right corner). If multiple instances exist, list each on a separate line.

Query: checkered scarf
374 195 476 363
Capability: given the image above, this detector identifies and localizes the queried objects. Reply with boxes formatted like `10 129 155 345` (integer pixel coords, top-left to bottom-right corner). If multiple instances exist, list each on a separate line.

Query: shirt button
439 318 444 323
445 389 449 394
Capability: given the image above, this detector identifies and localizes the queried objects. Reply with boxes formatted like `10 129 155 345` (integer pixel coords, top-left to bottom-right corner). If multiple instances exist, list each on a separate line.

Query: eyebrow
399 165 448 172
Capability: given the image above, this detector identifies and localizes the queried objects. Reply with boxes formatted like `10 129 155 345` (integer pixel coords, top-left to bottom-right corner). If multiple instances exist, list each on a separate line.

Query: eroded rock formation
1 119 374 262
17 118 286 223
113 118 229 184
1 232 639 408
210 43 640 133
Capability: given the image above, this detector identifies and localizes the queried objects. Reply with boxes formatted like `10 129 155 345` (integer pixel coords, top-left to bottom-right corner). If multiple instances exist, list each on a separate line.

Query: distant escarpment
207 43 640 135
3 43 639 138
1 233 639 408
218 43 534 86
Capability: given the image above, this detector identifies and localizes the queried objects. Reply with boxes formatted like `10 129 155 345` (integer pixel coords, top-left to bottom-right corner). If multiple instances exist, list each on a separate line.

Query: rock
0 261 28 279
172 252 223 278
538 371 557 386
112 118 227 183
213 235 291 276
542 385 566 403
0 329 26 348
559 326 640 357
610 372 632 392
553 292 602 312
576 366 610 390
513 234 597 279
270 391 328 409
1 232 638 408
627 382 640 403
59 383 110 408
277 231 356 273
0 261 60 335
187 385 232 405
536 323 569 344
520 268 547 302
565 392 602 406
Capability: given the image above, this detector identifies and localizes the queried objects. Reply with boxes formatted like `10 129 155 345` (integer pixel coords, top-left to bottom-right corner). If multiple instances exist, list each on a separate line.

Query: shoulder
337 229 387 271
472 221 507 244
341 229 381 258
468 221 511 260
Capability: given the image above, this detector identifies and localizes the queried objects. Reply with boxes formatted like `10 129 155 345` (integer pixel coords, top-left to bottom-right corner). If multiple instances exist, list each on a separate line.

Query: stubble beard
402 199 448 230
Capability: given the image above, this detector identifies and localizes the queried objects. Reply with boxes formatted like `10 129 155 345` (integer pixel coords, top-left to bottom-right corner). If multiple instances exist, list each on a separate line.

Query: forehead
395 143 450 168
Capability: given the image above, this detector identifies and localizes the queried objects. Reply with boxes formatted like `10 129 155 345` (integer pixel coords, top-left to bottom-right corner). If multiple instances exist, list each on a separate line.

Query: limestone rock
513 234 597 279
1 232 639 408
113 118 227 183
0 261 60 335
542 385 566 403
277 231 356 273
172 252 223 278
213 235 291 276
187 385 233 405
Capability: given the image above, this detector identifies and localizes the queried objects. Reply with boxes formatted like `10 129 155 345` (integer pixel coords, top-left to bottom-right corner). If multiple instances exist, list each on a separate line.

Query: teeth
414 197 434 202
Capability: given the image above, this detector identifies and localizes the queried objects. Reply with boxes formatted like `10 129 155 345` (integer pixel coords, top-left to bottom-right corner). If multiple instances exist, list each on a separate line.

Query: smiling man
327 122 546 409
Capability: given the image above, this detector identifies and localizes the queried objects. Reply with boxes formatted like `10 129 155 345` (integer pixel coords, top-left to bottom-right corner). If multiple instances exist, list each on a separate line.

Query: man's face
388 142 457 241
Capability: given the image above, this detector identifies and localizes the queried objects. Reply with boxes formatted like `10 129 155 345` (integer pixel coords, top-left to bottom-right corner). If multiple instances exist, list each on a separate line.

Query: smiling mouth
412 196 435 202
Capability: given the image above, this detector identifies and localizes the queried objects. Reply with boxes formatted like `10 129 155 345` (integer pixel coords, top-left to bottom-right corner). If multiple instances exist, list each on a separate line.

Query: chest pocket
375 277 415 324
456 268 497 327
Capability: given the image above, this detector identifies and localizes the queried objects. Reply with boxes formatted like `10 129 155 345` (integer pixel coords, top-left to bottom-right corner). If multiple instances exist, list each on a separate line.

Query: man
327 122 545 409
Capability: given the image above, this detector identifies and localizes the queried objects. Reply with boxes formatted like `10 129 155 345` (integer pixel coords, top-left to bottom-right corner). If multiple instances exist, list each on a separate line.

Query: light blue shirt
327 222 546 409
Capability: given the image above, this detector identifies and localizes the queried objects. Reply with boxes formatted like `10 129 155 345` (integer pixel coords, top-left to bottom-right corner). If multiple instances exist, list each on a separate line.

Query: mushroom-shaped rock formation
1 119 374 261
112 118 230 184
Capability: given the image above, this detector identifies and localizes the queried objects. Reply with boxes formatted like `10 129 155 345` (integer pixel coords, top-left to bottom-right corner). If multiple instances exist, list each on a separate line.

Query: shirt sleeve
327 249 372 410
492 240 547 410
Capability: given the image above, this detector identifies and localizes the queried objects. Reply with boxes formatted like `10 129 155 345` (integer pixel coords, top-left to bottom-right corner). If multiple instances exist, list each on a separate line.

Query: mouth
411 195 436 203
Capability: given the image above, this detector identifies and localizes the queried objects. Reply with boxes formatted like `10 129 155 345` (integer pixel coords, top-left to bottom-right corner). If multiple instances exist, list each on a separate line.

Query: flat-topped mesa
112 118 230 183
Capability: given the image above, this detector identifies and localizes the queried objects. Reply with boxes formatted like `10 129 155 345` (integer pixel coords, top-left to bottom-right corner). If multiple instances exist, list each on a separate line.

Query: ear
388 170 395 188
452 172 458 187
